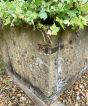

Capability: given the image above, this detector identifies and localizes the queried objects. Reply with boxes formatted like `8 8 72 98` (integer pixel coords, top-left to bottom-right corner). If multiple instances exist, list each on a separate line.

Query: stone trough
0 26 88 106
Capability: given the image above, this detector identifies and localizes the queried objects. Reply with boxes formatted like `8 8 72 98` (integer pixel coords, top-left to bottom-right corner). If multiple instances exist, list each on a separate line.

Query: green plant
0 0 88 35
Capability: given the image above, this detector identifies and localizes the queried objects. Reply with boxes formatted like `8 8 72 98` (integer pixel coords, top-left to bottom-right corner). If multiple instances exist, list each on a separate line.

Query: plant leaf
50 24 60 35
39 9 47 20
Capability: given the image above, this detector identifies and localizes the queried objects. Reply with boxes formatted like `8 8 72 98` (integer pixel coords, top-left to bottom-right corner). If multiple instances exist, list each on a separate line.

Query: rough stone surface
56 29 88 94
0 26 88 104
0 26 58 99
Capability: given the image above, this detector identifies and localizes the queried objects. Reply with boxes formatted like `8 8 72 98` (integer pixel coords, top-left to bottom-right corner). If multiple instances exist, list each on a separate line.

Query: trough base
6 68 88 106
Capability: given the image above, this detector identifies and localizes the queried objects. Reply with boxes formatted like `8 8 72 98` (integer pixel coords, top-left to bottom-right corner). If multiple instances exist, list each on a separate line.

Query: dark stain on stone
24 51 27 54
69 40 72 45
31 55 35 60
22 54 25 57
17 60 21 65
38 42 64 54
13 40 16 46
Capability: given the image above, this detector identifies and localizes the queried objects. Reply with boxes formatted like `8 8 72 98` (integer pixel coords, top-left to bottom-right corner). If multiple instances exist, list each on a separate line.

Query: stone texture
56 29 88 94
0 26 88 104
0 26 58 98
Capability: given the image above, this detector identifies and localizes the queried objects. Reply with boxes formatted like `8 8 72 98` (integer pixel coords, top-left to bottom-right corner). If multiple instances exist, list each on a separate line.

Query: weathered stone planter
0 26 88 106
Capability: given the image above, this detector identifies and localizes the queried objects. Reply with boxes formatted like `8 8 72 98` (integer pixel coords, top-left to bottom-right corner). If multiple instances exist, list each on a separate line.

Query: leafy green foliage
0 0 88 35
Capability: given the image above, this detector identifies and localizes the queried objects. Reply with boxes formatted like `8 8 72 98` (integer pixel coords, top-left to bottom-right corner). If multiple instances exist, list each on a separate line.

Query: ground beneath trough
0 72 88 106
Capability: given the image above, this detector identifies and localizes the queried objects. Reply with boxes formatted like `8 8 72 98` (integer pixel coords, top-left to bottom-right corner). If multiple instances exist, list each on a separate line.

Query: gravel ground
0 72 88 106
0 75 35 106
59 72 88 106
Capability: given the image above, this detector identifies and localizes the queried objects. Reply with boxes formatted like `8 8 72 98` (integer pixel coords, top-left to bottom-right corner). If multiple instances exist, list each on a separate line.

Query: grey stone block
0 26 88 105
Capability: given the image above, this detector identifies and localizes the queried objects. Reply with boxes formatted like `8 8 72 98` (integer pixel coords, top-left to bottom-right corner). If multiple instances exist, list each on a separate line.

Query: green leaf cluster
0 0 88 35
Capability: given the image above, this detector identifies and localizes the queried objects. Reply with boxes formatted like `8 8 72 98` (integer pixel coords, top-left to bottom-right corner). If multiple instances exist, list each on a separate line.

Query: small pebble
17 93 21 97
11 96 15 100
20 96 26 102
80 85 83 89
76 95 80 101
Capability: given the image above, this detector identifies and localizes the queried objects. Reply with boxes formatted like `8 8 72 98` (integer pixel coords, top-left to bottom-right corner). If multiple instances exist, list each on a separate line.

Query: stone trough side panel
56 28 88 93
1 26 58 98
